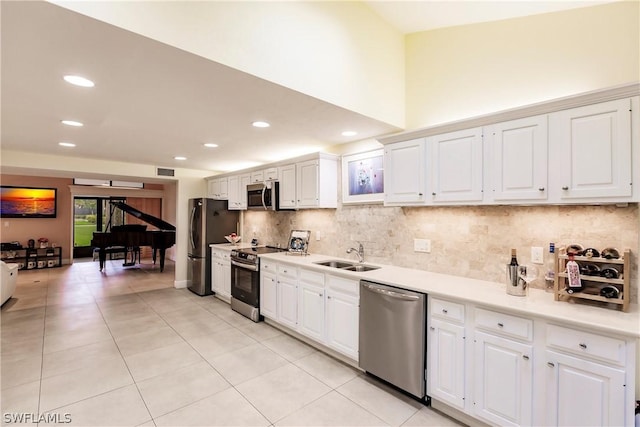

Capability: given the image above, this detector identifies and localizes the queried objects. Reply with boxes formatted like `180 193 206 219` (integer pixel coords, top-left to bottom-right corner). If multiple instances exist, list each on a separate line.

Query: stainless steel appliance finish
230 246 285 322
247 181 285 211
359 280 427 399
187 198 239 296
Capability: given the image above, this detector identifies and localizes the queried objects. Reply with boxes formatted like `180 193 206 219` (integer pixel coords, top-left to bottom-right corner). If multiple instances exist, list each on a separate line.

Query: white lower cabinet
325 275 359 360
211 249 231 301
473 331 533 427
428 318 466 410
260 271 277 320
298 281 325 342
277 276 298 329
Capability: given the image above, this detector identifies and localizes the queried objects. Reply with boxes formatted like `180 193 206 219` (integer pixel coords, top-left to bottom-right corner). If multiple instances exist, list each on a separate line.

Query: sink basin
342 264 380 272
313 260 380 272
314 260 354 269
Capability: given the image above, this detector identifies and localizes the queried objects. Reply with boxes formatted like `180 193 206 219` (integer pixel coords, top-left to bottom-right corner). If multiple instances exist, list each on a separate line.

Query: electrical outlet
316 231 321 241
414 238 431 253
531 246 544 264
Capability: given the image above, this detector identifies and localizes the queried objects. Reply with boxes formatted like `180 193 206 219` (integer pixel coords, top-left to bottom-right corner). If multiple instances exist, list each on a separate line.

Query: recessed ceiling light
63 75 95 87
58 142 76 147
342 131 358 137
61 120 83 127
252 121 270 128
204 143 218 148
174 156 187 161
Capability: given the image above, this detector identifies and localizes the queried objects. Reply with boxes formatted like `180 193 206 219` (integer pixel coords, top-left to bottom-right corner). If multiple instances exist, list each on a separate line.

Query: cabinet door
221 260 231 298
278 164 297 209
550 98 632 200
429 127 483 203
227 175 241 209
384 138 426 204
277 278 298 329
298 282 325 342
326 287 359 360
545 350 626 426
238 174 251 209
428 319 466 410
489 116 548 202
207 179 219 199
296 160 319 208
260 272 277 320
218 178 229 199
473 331 533 427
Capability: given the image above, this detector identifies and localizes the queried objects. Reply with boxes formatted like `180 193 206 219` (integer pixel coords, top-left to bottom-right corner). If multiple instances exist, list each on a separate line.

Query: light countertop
209 244 639 337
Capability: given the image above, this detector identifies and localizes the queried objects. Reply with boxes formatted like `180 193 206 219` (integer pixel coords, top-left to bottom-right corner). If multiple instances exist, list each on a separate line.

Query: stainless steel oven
230 246 286 322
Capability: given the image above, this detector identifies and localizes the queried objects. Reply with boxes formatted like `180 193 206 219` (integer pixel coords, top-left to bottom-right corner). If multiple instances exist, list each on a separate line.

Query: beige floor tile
261 334 317 362
0 306 45 323
209 343 288 386
188 328 256 360
214 309 256 328
123 341 204 382
39 357 134 411
236 364 331 423
168 316 232 339
0 336 43 363
43 316 107 336
401 406 465 426
238 321 284 342
0 380 40 425
158 305 216 324
38 384 151 427
293 352 360 389
137 361 230 418
1 319 45 342
42 339 121 378
43 323 113 354
154 388 270 427
275 390 387 426
44 304 102 324
1 355 42 390
336 376 422 426
106 313 168 339
114 325 184 357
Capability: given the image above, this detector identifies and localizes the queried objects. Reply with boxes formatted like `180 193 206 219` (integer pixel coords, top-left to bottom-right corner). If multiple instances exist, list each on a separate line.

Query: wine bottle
544 243 555 293
508 249 519 286
566 253 583 293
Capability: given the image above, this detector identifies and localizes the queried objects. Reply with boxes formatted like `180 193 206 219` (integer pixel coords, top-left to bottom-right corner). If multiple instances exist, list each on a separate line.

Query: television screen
0 186 57 218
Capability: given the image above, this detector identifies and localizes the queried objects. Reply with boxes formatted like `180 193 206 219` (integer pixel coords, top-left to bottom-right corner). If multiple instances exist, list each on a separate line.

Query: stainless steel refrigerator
187 198 239 296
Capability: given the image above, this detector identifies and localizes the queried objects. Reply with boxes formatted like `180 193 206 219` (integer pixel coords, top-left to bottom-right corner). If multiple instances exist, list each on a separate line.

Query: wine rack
553 249 630 312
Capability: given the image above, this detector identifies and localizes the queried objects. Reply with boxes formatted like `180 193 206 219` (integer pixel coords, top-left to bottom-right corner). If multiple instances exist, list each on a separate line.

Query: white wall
50 0 406 128
405 1 640 128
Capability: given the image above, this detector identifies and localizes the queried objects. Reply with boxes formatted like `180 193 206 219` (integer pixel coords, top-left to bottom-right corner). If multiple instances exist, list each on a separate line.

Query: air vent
157 167 175 177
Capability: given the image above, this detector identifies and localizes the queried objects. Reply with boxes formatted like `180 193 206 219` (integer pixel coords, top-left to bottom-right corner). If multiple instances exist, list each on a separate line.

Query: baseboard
174 279 188 289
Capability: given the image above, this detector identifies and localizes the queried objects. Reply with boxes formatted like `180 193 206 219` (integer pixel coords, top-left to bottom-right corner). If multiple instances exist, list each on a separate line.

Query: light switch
414 239 431 253
531 246 544 264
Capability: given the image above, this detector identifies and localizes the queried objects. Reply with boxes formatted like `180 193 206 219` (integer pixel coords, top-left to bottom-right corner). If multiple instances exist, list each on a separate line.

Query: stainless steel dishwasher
359 280 427 399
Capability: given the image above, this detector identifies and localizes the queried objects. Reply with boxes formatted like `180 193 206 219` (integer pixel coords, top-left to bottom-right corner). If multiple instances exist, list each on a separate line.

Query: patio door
73 197 125 258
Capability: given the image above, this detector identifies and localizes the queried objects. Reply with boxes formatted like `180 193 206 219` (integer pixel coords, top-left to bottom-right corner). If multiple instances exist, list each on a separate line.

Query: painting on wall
341 149 384 204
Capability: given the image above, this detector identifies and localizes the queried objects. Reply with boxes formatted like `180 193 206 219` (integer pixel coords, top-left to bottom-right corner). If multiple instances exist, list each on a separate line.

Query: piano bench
93 246 130 261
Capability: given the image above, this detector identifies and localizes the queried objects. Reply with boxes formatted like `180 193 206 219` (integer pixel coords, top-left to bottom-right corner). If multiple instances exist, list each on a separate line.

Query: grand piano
91 201 176 272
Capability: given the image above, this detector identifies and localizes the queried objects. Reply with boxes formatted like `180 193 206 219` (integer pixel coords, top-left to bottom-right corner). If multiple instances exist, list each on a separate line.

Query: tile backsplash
245 204 638 303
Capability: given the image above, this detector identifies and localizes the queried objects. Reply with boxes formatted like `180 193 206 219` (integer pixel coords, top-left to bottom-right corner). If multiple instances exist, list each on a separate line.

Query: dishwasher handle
362 282 421 301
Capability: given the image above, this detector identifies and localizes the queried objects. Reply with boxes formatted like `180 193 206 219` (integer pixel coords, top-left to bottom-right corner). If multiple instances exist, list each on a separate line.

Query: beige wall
405 1 640 128
1 175 74 262
52 0 406 128
245 203 639 302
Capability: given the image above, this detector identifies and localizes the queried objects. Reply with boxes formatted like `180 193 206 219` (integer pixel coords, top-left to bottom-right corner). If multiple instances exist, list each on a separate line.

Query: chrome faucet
347 242 365 263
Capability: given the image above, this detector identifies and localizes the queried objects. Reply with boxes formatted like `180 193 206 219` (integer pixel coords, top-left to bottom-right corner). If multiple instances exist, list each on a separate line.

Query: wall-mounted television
0 186 57 218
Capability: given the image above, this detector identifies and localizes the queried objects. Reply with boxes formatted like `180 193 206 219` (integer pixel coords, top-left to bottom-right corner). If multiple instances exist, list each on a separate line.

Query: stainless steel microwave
247 181 283 211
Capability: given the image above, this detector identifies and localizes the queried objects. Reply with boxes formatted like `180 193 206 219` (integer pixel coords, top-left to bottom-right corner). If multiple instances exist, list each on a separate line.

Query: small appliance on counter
287 230 310 255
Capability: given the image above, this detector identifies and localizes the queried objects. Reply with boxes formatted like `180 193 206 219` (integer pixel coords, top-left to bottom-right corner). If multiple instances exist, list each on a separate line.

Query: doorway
73 197 125 258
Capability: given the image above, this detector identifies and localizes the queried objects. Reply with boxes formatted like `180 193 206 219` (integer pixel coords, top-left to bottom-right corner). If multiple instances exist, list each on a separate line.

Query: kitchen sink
313 260 380 272
314 260 354 268
342 264 380 272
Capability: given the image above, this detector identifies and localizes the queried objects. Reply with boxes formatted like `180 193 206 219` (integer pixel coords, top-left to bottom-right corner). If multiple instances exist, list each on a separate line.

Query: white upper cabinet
428 127 483 203
296 159 321 208
227 174 250 210
486 115 548 203
264 167 278 181
296 156 338 208
207 177 228 200
278 164 297 209
250 170 264 184
549 98 633 201
384 138 427 205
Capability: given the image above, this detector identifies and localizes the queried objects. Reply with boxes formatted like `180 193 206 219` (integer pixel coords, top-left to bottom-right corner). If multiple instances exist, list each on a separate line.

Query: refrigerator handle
189 206 197 250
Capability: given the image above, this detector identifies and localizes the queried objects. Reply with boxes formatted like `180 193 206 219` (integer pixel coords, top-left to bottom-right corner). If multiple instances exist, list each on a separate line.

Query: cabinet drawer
431 298 465 323
277 263 298 279
261 260 276 272
327 275 359 297
300 268 324 286
474 308 533 341
546 324 626 366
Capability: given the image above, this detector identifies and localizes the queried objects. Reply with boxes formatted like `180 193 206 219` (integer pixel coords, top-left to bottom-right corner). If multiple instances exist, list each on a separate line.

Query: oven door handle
231 260 259 271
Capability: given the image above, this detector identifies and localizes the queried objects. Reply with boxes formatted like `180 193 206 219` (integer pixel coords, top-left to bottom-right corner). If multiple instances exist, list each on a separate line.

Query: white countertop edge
256 251 640 338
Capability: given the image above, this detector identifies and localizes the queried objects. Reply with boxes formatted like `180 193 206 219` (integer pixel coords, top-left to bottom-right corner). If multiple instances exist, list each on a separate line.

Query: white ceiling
1 1 613 179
